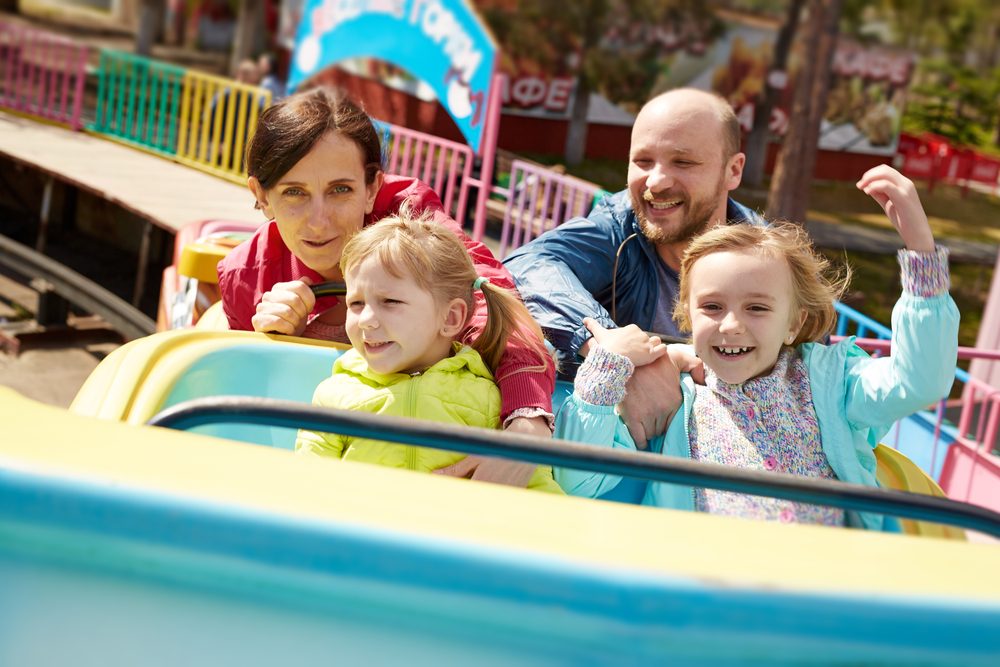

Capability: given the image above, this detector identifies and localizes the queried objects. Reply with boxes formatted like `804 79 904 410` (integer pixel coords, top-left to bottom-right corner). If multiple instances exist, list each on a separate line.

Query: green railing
90 50 185 156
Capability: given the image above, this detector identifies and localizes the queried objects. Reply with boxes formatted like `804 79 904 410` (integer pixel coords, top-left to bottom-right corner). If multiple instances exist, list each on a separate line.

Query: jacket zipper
406 373 420 471
682 386 696 511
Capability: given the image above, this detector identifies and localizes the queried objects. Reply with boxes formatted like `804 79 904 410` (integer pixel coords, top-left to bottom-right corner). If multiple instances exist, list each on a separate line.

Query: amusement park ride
2 3 1000 664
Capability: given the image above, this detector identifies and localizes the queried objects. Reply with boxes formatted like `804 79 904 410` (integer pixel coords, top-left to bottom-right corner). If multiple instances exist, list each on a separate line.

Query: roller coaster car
156 219 261 330
70 328 964 540
2 329 998 664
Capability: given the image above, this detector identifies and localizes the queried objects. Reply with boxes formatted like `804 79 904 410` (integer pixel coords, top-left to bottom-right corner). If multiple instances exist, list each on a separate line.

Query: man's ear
365 171 385 215
440 298 468 338
724 152 746 192
248 176 274 219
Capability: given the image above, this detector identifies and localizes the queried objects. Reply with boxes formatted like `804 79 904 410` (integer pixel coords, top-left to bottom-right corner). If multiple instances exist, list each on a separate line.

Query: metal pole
132 220 153 309
35 176 53 253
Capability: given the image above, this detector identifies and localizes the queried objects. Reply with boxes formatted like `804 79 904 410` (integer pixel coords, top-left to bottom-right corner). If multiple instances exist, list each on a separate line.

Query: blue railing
834 301 892 339
835 301 968 383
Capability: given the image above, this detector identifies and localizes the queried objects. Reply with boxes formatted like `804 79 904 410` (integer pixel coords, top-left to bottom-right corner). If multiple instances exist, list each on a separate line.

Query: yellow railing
175 70 271 185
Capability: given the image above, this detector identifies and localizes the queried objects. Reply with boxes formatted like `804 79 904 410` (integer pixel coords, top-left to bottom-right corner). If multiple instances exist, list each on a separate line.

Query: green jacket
296 343 563 493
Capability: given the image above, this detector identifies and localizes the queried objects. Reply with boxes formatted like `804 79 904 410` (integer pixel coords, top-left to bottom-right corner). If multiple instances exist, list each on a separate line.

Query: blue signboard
289 0 497 153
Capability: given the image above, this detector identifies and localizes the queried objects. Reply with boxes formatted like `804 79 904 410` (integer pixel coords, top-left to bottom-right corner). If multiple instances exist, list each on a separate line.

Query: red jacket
217 174 554 417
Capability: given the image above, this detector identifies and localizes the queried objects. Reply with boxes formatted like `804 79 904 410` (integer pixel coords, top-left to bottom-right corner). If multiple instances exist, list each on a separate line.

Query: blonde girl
555 166 959 529
296 207 562 493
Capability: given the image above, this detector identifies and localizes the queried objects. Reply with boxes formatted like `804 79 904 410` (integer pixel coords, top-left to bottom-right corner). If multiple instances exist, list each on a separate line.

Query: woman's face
250 131 383 280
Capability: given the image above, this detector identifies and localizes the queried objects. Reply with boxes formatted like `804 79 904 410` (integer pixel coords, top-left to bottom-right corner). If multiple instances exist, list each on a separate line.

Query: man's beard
633 177 727 246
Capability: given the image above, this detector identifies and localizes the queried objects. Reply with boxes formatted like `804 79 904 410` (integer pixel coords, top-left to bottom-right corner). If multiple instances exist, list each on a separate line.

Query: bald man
505 88 764 452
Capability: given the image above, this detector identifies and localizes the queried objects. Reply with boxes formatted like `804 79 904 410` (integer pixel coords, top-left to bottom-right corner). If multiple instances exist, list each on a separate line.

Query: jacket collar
337 342 495 384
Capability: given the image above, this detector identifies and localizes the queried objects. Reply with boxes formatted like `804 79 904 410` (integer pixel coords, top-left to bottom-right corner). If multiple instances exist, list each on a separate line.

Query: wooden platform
0 109 262 233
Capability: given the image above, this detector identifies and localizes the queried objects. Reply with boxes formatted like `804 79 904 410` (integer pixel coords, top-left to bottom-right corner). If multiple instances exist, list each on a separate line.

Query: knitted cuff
898 246 950 297
575 343 634 406
503 407 555 432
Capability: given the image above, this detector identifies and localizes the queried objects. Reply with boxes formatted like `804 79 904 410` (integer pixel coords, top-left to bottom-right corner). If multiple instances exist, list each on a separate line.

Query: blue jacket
554 290 960 531
503 189 764 377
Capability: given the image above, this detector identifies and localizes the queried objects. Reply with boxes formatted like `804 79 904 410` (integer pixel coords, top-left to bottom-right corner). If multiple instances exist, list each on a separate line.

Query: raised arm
844 166 959 427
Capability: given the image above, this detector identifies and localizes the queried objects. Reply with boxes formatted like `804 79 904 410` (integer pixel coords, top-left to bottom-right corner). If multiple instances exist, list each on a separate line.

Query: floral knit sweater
566 247 952 526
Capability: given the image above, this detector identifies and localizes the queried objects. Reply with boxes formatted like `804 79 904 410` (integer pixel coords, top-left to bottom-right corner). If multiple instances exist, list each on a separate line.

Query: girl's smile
345 258 459 375
687 249 805 385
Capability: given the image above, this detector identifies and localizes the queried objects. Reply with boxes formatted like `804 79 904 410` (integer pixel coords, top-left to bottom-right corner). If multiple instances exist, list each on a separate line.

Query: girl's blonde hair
340 204 551 377
673 222 850 345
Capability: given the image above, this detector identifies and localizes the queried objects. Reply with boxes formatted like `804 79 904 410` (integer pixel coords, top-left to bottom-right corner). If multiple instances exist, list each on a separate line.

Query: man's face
627 99 743 247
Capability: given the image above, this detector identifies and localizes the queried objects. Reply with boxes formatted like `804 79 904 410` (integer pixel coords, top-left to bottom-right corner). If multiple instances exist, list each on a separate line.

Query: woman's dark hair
247 87 383 189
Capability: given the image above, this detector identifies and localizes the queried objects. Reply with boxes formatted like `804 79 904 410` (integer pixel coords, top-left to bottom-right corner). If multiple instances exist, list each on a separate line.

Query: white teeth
717 346 751 355
648 199 681 209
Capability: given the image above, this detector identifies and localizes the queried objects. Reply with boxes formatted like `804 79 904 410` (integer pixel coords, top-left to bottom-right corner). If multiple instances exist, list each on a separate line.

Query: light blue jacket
555 290 960 531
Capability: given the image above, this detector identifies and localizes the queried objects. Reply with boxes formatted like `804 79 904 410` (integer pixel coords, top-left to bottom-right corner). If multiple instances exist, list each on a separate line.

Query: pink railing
0 21 88 130
383 122 473 227
498 159 602 257
945 375 1000 510
845 337 1000 511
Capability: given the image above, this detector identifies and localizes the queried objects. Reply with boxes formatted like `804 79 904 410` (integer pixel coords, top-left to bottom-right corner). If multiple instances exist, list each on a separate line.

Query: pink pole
969 251 1000 388
471 70 504 242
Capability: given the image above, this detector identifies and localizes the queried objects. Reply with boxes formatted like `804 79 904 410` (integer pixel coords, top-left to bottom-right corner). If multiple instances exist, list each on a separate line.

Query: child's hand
667 344 705 384
584 318 666 367
856 165 935 253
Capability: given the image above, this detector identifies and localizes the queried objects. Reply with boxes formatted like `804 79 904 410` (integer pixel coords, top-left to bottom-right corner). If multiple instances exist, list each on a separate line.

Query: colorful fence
497 159 603 257
0 20 88 130
947 370 1000 510
91 50 185 156
174 70 271 183
838 302 1000 513
0 37 272 186
382 122 474 227
90 52 271 184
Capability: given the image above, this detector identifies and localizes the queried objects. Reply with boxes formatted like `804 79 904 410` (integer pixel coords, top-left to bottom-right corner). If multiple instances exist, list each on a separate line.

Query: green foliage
479 0 720 108
902 59 1000 147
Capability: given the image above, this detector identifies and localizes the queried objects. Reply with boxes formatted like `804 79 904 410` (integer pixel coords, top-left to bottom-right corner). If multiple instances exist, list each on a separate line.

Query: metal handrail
147 395 1000 538
0 234 155 340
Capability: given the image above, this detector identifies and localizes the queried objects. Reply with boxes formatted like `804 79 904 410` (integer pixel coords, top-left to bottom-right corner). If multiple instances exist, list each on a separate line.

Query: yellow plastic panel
5 387 1000 603
69 330 348 424
177 241 230 283
875 444 966 540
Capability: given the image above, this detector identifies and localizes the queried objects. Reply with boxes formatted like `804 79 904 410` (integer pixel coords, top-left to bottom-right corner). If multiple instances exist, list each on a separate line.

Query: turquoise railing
91 50 185 156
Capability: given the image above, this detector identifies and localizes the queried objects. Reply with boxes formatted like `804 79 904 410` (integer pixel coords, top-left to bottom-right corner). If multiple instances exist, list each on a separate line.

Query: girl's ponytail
472 279 552 379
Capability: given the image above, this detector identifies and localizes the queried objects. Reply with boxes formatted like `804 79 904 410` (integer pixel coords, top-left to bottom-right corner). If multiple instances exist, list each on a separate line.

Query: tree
135 0 165 56
480 0 719 165
766 0 844 223
742 0 807 189
230 0 267 77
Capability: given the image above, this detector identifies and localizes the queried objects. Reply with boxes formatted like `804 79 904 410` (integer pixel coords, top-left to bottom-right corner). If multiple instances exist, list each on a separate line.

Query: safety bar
147 396 1000 538
310 281 347 297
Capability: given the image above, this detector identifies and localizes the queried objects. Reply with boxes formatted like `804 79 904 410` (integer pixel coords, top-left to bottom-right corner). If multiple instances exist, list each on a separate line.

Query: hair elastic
473 276 490 291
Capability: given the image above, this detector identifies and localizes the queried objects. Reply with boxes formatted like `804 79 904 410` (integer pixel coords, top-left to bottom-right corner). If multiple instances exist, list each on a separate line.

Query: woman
217 87 554 485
